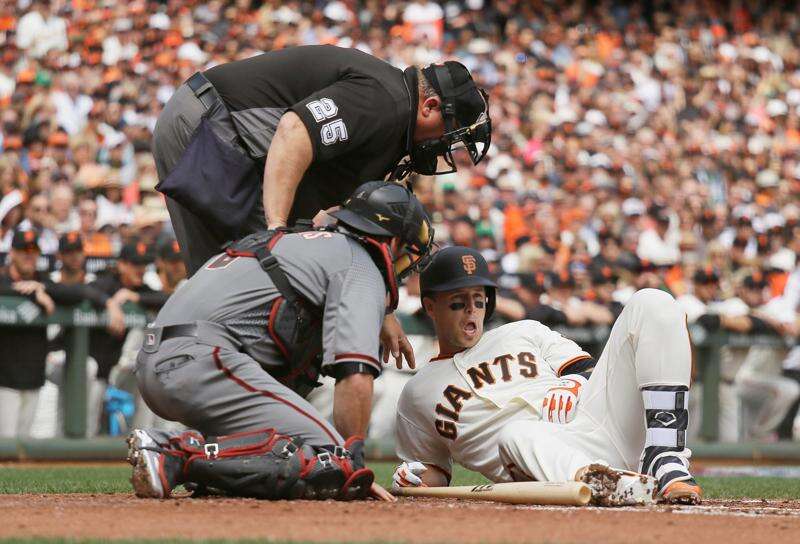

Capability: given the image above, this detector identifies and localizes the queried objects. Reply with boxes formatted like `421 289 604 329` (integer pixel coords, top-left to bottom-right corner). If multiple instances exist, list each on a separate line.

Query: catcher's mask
398 62 491 178
330 181 434 310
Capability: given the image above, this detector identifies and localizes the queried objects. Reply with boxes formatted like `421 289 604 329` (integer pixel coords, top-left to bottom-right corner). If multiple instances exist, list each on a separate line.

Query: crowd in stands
1 0 800 442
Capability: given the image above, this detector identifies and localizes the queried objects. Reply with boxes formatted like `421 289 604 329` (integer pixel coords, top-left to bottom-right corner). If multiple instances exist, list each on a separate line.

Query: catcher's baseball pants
498 289 692 482
135 330 343 447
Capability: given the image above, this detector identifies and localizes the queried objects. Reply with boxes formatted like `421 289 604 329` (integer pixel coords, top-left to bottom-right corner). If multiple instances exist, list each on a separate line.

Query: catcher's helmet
420 246 497 320
330 181 434 282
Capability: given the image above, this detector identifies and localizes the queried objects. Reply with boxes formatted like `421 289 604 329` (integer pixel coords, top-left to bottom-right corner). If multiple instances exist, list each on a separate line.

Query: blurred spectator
152 238 187 295
15 0 67 59
77 197 113 258
728 272 800 441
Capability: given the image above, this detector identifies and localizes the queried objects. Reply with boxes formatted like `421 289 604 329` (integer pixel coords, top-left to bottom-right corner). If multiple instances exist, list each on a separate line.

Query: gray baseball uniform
135 230 386 446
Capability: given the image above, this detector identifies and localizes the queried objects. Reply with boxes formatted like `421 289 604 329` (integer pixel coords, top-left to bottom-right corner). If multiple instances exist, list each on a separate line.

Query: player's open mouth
463 321 477 337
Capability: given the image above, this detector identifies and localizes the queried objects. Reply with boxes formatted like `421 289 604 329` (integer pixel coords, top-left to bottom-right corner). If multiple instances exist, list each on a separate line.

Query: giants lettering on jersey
434 352 538 440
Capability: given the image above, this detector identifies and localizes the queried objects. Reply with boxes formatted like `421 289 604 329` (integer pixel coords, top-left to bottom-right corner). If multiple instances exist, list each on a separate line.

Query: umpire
152 45 490 276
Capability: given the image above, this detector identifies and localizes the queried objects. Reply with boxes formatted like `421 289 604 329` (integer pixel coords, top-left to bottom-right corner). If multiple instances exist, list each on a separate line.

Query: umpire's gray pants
152 84 267 277
135 337 343 446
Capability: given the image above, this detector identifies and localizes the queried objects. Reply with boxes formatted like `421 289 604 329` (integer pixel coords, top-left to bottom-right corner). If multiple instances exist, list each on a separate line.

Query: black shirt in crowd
0 271 99 390
205 45 413 224
88 272 169 381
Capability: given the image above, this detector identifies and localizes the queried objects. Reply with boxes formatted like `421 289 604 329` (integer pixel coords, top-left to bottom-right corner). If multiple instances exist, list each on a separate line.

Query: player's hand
542 375 588 424
392 461 427 490
370 482 397 502
381 312 415 370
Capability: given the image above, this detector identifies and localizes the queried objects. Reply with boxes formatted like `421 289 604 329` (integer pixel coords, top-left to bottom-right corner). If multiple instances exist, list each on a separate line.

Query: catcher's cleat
127 429 184 499
577 463 657 507
660 479 703 505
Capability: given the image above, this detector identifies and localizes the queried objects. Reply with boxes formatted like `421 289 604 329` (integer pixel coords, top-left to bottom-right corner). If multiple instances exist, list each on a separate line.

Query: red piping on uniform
335 353 380 366
267 297 290 360
158 453 170 495
211 346 341 445
267 231 284 250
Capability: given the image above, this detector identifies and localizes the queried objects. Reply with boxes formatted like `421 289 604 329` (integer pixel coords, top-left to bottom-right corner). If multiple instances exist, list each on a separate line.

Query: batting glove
392 461 427 490
542 375 588 424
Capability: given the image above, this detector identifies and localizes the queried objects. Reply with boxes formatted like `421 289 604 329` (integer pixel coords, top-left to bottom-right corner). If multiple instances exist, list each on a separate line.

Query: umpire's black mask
396 62 492 179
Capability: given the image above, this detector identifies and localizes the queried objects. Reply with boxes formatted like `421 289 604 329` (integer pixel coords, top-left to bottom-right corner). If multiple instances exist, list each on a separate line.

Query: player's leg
129 340 371 500
500 289 699 503
586 288 698 502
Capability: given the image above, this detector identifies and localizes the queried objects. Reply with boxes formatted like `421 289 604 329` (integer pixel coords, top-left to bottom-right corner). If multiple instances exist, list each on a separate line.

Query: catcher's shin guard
180 429 373 500
639 386 701 504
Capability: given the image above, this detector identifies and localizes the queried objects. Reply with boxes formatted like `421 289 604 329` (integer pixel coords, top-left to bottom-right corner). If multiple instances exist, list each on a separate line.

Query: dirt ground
1 494 799 543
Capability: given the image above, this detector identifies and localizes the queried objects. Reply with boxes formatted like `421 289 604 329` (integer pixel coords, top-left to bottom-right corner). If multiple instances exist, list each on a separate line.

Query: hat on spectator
756 170 779 188
119 240 154 264
16 70 35 84
693 266 720 284
0 190 24 225
622 198 646 217
517 272 547 292
742 270 767 290
59 231 84 252
550 270 575 289
592 265 618 285
157 239 182 261
638 258 657 273
3 135 23 150
11 229 40 251
47 131 69 148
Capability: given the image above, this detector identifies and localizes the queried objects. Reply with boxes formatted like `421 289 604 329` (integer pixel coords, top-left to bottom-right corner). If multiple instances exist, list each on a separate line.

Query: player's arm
393 388 453 489
263 111 313 229
321 252 385 437
331 370 375 438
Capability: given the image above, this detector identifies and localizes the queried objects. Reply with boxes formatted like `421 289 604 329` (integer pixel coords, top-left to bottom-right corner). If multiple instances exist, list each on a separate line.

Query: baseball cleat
127 429 182 499
578 463 657 507
660 479 703 505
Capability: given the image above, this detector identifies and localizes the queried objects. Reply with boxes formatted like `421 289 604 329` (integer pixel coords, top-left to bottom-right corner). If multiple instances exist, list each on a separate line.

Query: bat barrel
393 481 592 506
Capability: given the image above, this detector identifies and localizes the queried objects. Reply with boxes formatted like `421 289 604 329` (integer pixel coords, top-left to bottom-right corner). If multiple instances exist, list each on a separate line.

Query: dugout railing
0 296 797 462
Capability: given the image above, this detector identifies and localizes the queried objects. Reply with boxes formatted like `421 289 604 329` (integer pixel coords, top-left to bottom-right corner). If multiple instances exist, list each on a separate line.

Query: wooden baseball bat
392 481 592 506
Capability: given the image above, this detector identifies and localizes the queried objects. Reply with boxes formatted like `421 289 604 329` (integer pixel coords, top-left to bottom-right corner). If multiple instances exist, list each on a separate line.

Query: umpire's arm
263 111 312 229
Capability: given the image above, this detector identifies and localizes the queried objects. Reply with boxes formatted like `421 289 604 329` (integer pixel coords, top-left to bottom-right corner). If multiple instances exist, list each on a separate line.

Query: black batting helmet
420 246 497 320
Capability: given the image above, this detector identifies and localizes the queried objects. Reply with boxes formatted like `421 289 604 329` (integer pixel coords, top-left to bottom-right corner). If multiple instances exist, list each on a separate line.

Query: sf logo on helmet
462 255 477 275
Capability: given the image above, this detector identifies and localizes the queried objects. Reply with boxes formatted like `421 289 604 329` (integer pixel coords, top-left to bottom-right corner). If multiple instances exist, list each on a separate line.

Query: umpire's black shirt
204 45 412 224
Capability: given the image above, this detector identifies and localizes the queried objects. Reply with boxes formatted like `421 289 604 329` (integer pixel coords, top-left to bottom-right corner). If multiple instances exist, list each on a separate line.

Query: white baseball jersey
395 320 590 482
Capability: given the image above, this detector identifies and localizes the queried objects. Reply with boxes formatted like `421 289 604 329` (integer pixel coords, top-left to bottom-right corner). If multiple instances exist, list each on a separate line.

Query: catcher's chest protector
225 230 324 397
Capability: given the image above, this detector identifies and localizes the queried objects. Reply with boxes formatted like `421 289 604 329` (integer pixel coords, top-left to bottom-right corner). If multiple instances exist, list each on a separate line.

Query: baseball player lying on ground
126 181 433 502
392 246 702 505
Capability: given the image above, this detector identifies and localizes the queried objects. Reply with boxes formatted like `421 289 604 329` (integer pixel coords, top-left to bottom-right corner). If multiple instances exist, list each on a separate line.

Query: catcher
392 247 702 505
126 181 433 501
